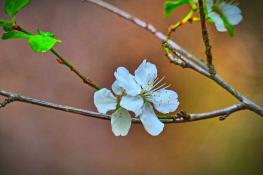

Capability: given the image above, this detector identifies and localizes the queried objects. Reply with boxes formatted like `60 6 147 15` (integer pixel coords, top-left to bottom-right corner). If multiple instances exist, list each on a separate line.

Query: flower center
142 76 170 98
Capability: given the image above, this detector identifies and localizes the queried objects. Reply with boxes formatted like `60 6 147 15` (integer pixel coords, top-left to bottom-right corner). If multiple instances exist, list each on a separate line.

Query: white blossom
115 60 179 136
94 60 179 136
206 0 243 32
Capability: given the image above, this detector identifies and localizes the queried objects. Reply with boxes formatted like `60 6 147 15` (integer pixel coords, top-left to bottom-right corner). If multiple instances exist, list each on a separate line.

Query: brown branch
198 0 215 74
0 89 246 123
164 44 263 116
83 0 263 117
14 26 101 90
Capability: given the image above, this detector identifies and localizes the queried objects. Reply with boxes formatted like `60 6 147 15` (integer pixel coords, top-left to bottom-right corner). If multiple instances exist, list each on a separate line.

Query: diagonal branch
0 89 246 123
164 43 263 116
82 0 208 70
83 0 263 117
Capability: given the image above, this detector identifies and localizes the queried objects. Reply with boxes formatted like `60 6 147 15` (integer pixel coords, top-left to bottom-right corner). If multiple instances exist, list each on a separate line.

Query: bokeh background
0 0 263 174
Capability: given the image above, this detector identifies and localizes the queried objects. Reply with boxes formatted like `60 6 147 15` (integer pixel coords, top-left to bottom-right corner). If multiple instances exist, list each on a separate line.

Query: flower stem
167 10 194 38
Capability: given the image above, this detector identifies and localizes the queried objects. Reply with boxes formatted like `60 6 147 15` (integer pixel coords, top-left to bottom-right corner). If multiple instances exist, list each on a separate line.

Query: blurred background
0 0 262 174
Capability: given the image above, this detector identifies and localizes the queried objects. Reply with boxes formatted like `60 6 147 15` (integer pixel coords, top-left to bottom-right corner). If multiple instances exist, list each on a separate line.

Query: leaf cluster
0 0 61 52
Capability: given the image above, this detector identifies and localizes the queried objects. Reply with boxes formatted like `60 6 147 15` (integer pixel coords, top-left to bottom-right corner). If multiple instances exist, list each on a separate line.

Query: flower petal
112 80 124 95
140 103 164 136
209 12 227 32
120 95 144 117
149 89 179 114
222 4 241 16
94 88 117 114
205 0 214 12
222 5 242 25
114 67 141 96
111 108 132 136
134 60 157 89
227 13 242 26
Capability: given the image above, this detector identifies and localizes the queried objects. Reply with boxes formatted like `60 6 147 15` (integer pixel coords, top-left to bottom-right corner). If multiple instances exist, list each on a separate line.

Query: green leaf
2 31 30 40
0 20 13 28
4 0 31 17
164 0 192 15
3 25 14 32
0 21 6 27
28 35 61 52
37 29 55 37
0 20 14 32
1 27 61 53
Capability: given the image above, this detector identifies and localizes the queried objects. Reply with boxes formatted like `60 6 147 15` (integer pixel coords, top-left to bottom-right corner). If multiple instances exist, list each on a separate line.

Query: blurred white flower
94 60 179 136
205 0 243 32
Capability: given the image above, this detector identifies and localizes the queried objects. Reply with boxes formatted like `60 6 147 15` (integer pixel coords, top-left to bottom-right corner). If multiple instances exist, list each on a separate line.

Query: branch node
177 110 191 120
163 42 189 68
166 53 187 68
219 114 229 121
208 64 216 75
0 96 17 108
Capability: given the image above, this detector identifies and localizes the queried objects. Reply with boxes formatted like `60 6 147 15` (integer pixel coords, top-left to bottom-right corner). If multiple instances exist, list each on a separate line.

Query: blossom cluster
94 60 179 136
164 0 243 35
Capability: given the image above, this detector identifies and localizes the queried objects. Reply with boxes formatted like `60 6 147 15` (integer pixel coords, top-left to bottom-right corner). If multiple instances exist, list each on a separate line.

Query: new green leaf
37 30 55 37
4 0 31 17
2 31 30 40
0 20 14 32
0 20 13 28
2 28 61 53
164 0 192 15
28 35 61 53
0 20 6 27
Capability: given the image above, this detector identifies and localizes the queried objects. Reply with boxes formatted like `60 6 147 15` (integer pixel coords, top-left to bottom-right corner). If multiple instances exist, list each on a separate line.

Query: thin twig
83 0 263 117
198 0 215 74
50 49 100 90
167 10 194 39
14 25 101 90
0 89 246 123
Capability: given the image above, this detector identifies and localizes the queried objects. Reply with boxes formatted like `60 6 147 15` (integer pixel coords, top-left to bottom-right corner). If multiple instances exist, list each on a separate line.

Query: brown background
0 0 263 174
